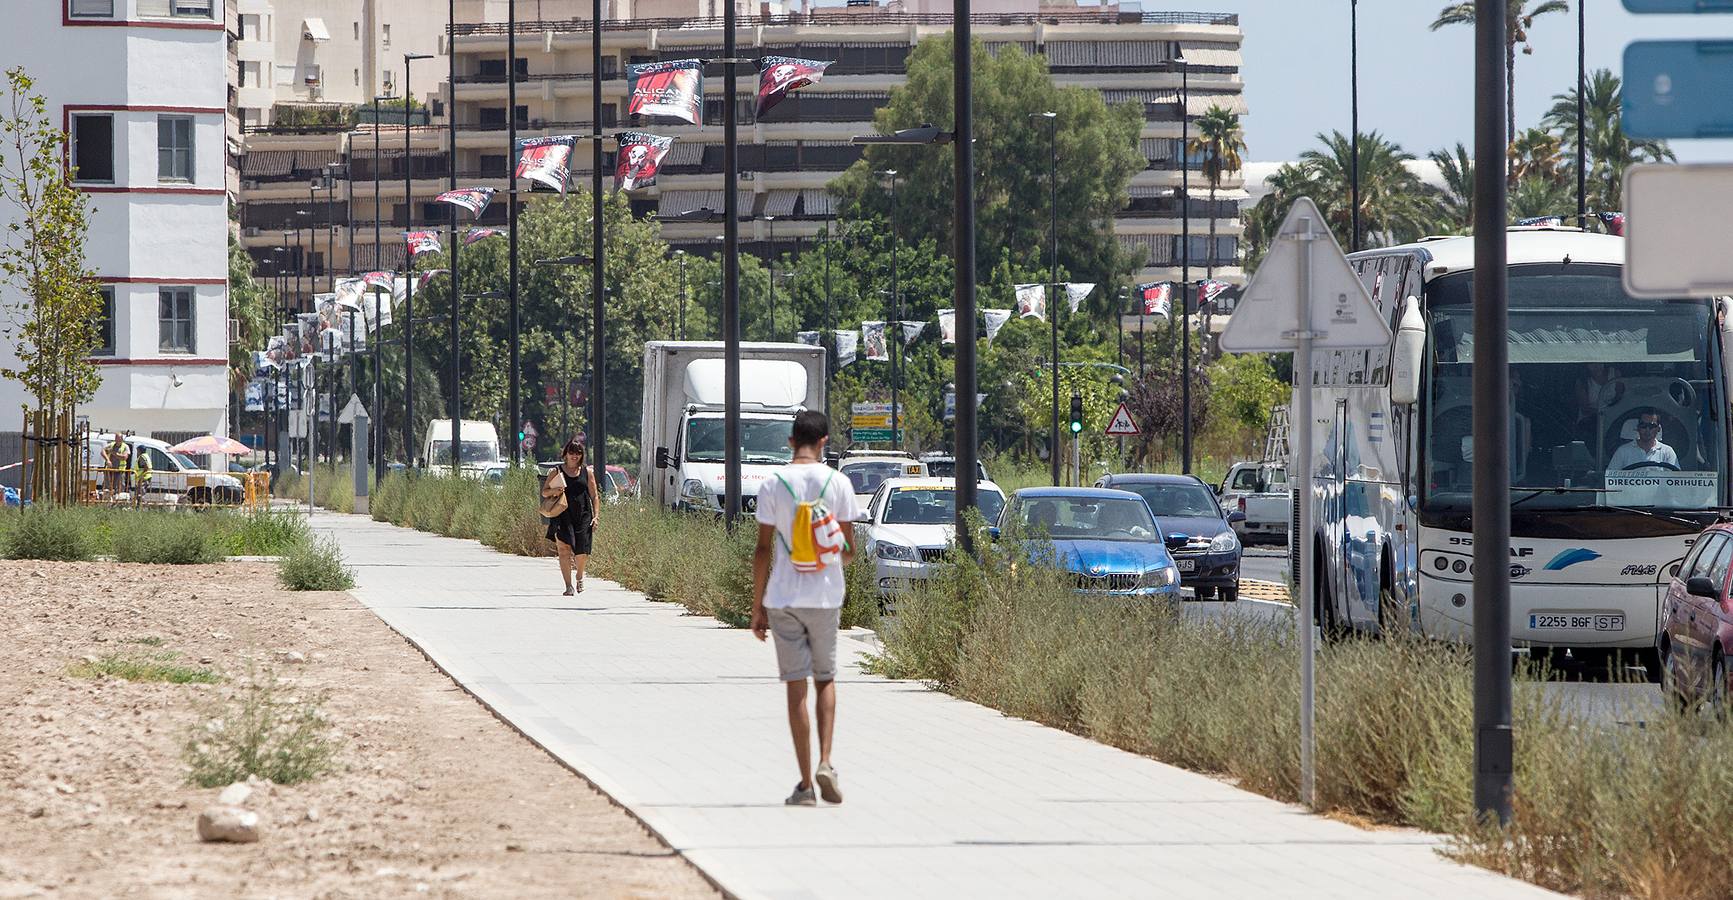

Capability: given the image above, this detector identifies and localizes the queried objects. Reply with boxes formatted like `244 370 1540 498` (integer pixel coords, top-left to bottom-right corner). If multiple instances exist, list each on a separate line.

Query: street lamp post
1576 0 1586 229
588 0 606 494
1177 53 1194 475
1033 110 1058 486
880 169 901 450
448 0 463 477
371 94 392 483
765 215 778 340
722 0 742 524
675 250 688 340
953 0 979 547
507 0 521 464
1350 0 1360 253
403 53 435 469
823 220 834 422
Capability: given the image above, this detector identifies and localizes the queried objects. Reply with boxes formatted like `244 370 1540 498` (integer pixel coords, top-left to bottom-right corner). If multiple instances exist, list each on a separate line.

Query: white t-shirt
1608 440 1679 472
755 462 861 609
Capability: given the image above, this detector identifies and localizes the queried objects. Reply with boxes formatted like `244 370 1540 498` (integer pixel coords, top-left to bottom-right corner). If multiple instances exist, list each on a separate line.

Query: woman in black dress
544 439 600 595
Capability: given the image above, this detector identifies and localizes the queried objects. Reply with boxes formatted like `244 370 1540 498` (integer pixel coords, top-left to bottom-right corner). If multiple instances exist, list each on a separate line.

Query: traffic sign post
1104 403 1140 437
1220 196 1390 811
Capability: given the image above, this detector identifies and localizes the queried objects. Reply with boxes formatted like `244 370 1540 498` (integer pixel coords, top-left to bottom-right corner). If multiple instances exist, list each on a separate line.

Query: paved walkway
312 512 1554 900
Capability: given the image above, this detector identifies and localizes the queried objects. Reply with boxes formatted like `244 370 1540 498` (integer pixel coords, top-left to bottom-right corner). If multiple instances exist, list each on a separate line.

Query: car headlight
1143 565 1180 588
1209 530 1239 553
876 541 918 562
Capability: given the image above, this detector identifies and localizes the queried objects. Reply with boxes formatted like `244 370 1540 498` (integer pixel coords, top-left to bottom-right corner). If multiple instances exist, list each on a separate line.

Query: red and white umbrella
167 435 251 456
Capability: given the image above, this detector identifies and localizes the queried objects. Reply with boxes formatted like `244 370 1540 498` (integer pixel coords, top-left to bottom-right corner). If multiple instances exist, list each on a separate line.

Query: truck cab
422 419 504 475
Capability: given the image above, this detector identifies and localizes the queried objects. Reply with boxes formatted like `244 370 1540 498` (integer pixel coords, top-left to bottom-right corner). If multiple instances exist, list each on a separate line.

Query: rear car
1098 473 1241 601
1000 487 1182 601
839 452 927 508
919 453 991 484
864 477 1006 598
1658 520 1733 715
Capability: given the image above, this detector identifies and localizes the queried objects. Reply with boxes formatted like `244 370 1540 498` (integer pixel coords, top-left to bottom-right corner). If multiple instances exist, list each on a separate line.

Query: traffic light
1069 391 1084 435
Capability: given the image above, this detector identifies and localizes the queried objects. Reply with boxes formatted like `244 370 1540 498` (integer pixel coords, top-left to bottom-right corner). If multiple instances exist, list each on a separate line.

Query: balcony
448 11 1239 37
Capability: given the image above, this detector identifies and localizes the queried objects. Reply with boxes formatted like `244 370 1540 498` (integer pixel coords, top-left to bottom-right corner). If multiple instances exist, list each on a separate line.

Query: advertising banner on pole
626 60 704 125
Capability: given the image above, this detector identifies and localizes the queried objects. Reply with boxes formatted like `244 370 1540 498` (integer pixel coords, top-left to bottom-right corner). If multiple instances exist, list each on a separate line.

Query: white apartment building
0 0 231 445
232 0 448 130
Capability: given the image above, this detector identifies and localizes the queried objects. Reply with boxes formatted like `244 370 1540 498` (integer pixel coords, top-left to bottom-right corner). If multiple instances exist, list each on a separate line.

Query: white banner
899 321 925 346
796 330 821 346
1065 282 1095 313
835 330 858 368
983 308 1012 342
1015 283 1045 320
937 309 956 344
861 321 889 361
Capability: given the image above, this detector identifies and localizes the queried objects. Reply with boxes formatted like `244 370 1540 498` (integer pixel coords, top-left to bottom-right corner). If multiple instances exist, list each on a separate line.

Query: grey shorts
768 606 842 682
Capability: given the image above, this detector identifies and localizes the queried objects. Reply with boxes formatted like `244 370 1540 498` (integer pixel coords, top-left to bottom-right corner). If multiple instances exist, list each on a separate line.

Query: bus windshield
1422 265 1725 513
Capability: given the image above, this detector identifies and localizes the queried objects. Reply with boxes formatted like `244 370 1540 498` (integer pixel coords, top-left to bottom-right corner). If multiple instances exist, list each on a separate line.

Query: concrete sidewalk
313 512 1554 899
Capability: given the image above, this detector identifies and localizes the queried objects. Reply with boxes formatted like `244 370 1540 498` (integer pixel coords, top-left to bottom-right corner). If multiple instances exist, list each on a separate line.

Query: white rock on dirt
217 782 252 806
196 806 261 843
280 651 306 664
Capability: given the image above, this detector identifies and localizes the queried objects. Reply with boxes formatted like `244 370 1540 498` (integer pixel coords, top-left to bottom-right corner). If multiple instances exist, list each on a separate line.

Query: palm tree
1299 131 1440 248
1508 126 1564 185
1428 143 1475 234
1186 104 1245 351
1244 162 1322 270
1431 0 1571 150
1187 104 1246 282
1509 175 1574 221
1544 68 1674 213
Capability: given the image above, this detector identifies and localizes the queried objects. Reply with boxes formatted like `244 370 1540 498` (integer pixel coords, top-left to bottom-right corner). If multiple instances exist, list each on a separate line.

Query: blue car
1097 473 1243 602
999 487 1183 600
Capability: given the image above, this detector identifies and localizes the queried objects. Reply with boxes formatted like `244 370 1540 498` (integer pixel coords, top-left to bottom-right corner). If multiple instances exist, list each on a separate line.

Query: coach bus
1295 227 1730 658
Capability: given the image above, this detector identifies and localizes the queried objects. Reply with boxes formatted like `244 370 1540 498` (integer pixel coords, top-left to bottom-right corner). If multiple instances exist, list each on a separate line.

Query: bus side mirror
1390 297 1426 406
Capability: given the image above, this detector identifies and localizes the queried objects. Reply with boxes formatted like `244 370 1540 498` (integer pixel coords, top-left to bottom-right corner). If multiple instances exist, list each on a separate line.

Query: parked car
838 452 927 508
864 476 1007 598
1218 461 1289 543
918 453 990 484
1659 520 1733 714
1098 473 1242 602
84 433 245 505
998 487 1182 601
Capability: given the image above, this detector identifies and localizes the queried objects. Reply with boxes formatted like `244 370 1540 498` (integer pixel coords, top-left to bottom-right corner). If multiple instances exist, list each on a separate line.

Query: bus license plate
1529 613 1625 632
1176 559 1196 573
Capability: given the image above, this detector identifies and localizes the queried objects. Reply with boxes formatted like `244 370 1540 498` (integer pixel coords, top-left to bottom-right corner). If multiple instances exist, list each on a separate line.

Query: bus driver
1608 411 1679 472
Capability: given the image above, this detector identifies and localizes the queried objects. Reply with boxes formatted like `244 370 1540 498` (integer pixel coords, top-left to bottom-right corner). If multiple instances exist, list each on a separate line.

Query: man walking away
751 410 859 807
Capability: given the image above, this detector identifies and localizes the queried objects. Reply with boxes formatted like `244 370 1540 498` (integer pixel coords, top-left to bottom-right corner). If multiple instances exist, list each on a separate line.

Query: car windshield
685 417 794 464
1016 496 1158 541
170 451 201 470
882 488 1005 525
1423 266 1727 512
1122 482 1219 518
430 440 499 465
846 461 906 495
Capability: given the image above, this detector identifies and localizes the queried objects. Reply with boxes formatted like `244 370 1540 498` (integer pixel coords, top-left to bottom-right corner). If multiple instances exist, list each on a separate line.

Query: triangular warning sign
1220 196 1391 353
336 393 367 425
1105 402 1140 436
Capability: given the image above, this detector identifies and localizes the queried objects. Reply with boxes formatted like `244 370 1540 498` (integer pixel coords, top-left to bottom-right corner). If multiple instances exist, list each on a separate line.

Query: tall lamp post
1575 0 1586 229
1032 110 1058 485
447 0 463 477
370 94 393 483
1350 0 1360 253
722 0 742 524
402 52 434 469
1176 52 1194 475
675 249 688 340
588 0 606 493
879 169 901 449
765 215 778 340
506 0 521 464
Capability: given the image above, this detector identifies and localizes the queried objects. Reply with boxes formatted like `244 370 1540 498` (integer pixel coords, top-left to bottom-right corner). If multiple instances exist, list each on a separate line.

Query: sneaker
814 764 843 804
784 783 816 807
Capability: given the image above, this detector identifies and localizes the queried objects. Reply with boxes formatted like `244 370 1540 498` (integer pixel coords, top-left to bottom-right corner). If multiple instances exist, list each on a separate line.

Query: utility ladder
1262 405 1291 466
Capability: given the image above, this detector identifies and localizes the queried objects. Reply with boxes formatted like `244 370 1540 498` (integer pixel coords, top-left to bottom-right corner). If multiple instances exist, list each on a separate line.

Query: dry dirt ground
0 561 718 900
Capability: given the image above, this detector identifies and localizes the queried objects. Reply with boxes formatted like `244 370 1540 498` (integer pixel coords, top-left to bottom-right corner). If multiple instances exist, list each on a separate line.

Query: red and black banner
1136 281 1173 319
515 135 578 194
626 59 703 125
434 187 495 218
404 230 442 257
462 227 503 246
614 132 674 191
756 56 832 117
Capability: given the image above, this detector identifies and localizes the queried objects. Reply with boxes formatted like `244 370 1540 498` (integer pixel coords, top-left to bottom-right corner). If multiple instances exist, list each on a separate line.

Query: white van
421 419 504 475
85 433 245 505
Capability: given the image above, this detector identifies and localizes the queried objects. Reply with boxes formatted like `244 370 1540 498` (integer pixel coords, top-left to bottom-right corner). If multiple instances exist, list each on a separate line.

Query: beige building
232 0 448 129
236 0 1246 291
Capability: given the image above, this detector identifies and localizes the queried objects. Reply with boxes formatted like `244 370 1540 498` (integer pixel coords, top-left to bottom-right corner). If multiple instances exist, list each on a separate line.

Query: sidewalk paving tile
314 512 1557 900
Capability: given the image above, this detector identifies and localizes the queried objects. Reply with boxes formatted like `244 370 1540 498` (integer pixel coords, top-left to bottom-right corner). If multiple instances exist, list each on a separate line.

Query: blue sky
1226 1 1733 162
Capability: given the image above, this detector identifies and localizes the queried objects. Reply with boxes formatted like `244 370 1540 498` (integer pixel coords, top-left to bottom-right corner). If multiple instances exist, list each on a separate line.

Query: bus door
1327 398 1350 623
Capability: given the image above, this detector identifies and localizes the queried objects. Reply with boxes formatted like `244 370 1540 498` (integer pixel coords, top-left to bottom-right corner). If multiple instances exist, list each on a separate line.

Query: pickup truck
1218 461 1289 544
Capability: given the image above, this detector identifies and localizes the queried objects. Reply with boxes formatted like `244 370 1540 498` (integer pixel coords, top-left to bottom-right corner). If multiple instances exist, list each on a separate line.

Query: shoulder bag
539 468 569 518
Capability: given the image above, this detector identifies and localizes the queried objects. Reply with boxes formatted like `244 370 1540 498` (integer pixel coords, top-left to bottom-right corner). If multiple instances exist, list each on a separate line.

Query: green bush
113 510 226 564
277 535 355 591
5 506 96 561
372 470 408 523
183 666 338 787
222 507 308 556
71 650 220 684
481 467 552 557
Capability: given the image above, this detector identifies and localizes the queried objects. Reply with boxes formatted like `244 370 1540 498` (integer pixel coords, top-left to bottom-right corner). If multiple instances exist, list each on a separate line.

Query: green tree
1430 0 1571 149
228 237 275 398
1544 68 1674 213
831 36 1146 289
1509 173 1575 221
1189 104 1245 345
1428 142 1475 234
0 67 103 430
1508 125 1564 185
1208 352 1286 432
1246 132 1439 264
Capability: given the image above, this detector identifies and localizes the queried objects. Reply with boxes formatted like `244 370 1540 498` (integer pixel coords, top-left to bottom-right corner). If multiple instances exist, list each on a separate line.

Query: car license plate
1528 613 1625 632
1176 559 1196 573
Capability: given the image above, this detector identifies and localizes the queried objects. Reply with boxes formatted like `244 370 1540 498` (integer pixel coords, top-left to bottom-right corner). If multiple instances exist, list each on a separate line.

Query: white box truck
640 341 826 512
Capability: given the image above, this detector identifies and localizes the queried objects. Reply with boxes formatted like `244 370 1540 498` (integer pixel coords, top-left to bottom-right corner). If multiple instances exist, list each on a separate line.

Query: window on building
275 64 295 86
172 0 215 17
383 70 394 91
354 69 360 86
94 287 115 356
382 24 390 48
478 107 506 127
157 115 194 183
158 288 194 353
70 0 115 18
353 21 360 39
70 114 114 184
479 153 507 176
